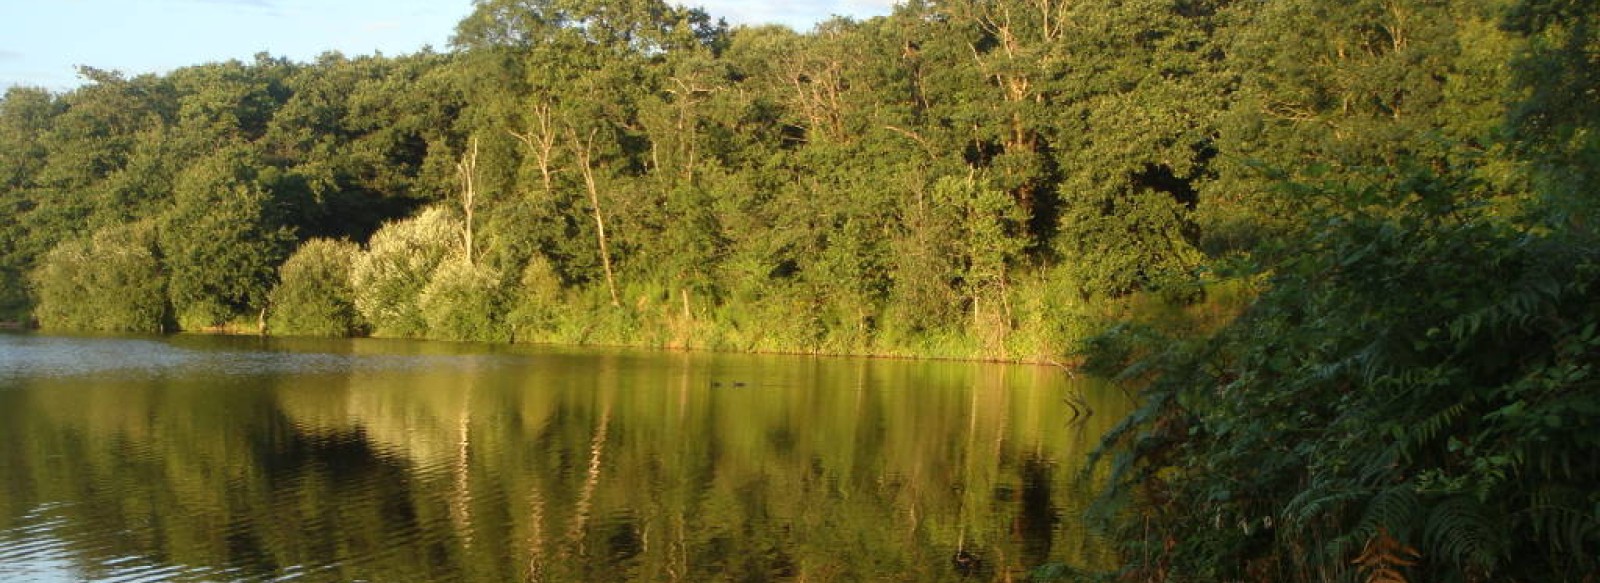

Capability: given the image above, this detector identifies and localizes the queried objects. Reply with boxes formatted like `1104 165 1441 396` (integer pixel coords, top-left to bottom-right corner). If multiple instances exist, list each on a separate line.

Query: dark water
0 332 1131 582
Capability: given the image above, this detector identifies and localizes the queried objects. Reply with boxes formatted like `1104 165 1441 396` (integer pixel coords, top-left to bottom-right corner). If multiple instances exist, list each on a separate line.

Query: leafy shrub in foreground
269 238 364 337
1091 170 1600 582
351 207 460 338
419 256 506 342
31 221 168 333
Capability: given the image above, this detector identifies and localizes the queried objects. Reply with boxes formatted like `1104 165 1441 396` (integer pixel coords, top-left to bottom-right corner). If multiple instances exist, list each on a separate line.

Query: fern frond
1424 496 1502 572
1284 482 1365 531
1353 527 1421 583
1360 487 1422 541
1523 485 1600 559
1403 401 1467 454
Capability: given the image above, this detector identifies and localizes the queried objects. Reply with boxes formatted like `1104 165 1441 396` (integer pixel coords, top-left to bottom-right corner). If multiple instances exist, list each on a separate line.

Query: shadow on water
0 332 1133 582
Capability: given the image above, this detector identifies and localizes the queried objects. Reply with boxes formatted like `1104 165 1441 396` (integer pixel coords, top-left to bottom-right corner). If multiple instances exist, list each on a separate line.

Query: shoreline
16 325 1088 369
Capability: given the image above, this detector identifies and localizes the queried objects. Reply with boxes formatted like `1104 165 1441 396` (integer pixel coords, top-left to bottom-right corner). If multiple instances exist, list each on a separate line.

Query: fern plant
1352 528 1420 583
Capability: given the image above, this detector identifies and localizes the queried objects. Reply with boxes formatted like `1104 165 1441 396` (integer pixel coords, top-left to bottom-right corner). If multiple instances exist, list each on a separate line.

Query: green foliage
0 0 1232 351
1082 1 1600 578
1058 187 1203 300
6 1 1597 576
419 257 507 342
161 147 294 329
1090 162 1600 581
0 0 1581 372
30 221 167 332
351 207 461 338
0 87 63 321
269 238 364 337
506 253 566 341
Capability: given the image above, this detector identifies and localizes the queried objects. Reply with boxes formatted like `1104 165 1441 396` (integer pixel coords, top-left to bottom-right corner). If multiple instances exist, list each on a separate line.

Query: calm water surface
0 332 1130 582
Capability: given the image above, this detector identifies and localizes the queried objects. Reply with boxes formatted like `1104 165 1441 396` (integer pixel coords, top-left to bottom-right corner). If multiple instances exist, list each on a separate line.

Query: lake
0 332 1131 582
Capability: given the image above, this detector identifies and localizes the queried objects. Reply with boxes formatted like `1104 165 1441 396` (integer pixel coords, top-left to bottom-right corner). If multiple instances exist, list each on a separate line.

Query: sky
0 0 897 91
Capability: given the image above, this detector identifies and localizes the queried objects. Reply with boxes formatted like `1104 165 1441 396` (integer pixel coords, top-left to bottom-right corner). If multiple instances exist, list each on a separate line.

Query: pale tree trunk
569 127 621 307
949 0 1067 151
782 55 847 143
667 76 718 184
509 103 559 196
456 136 480 265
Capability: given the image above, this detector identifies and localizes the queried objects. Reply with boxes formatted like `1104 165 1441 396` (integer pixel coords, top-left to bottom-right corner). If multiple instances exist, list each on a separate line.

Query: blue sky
0 0 896 91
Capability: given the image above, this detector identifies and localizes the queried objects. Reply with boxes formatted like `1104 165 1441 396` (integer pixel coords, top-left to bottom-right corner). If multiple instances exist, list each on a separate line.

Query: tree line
0 0 1529 359
0 0 1462 359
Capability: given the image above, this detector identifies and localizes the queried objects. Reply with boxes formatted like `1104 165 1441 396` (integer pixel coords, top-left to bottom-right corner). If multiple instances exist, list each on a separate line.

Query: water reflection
0 333 1130 582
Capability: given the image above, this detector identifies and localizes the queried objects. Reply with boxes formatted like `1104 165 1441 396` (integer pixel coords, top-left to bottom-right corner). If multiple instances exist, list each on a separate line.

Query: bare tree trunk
569 127 621 307
668 76 714 184
456 136 480 265
509 103 560 197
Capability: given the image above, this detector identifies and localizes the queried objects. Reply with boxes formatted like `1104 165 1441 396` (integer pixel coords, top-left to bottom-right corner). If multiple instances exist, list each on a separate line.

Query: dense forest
0 0 1364 358
2 0 1597 579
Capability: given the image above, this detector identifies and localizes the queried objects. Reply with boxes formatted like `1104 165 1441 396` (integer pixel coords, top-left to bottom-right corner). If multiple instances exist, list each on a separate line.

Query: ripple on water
0 505 79 582
0 333 514 383
0 333 1129 581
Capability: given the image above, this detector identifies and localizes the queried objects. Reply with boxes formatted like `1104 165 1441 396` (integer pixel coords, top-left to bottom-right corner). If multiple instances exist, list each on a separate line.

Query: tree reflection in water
0 335 1131 582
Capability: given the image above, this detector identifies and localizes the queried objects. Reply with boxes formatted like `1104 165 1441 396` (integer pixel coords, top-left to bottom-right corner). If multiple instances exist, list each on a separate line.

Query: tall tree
161 147 293 328
0 87 63 319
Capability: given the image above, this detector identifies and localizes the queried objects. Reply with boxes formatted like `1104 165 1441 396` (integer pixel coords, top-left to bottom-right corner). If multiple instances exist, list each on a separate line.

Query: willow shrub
505 253 565 343
269 238 364 337
418 257 506 342
31 222 168 332
351 207 460 338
